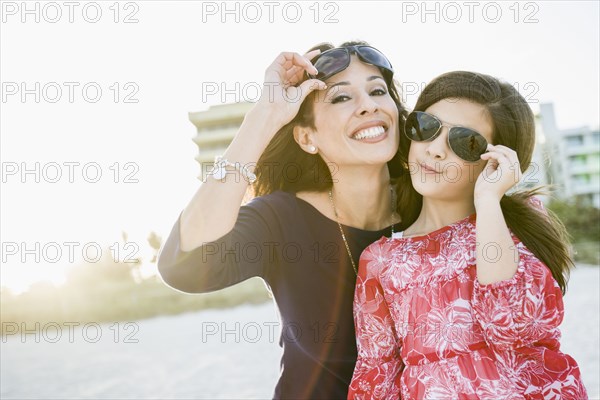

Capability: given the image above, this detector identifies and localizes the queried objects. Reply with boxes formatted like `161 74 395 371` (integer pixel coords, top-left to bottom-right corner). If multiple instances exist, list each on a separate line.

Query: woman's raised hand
177 50 325 252
254 50 327 131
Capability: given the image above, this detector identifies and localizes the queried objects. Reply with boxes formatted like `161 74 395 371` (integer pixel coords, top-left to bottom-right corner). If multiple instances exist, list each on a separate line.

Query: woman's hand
177 50 326 253
252 50 327 133
474 144 522 205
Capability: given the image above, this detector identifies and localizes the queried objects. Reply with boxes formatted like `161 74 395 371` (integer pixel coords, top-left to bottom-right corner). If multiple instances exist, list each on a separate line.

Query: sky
1 0 599 293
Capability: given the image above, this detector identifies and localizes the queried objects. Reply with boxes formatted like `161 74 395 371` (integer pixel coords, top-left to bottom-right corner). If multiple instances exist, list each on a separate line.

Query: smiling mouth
421 163 441 173
352 125 386 140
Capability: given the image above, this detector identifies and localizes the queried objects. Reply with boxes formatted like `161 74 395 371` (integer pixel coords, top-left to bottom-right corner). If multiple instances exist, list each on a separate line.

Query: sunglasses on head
405 111 489 162
307 45 394 83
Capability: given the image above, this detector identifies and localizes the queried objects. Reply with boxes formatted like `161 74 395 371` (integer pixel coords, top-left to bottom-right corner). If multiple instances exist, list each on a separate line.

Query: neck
407 197 475 236
329 165 395 231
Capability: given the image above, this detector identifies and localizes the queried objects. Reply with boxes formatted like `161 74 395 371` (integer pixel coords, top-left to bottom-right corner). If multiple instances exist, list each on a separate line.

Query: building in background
519 112 550 191
188 101 600 208
539 103 600 207
189 101 255 181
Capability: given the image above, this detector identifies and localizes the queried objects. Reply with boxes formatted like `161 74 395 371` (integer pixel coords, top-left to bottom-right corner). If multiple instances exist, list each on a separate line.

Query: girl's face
307 56 399 168
408 98 494 201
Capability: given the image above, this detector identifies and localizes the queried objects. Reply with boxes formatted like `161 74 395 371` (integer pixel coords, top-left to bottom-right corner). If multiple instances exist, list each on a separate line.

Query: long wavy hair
252 40 408 197
396 71 574 293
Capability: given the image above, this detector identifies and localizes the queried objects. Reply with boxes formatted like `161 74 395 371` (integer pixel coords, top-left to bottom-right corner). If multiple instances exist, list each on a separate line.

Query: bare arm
179 51 325 251
474 144 522 284
475 198 517 284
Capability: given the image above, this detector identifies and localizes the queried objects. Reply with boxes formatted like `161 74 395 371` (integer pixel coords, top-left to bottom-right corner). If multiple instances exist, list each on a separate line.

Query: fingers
481 151 510 168
264 51 322 92
481 144 517 159
481 145 519 167
480 144 522 183
272 51 318 76
284 65 304 86
303 49 322 62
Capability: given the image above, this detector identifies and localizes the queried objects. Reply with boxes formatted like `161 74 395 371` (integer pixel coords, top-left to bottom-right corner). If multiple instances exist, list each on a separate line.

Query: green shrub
548 199 600 265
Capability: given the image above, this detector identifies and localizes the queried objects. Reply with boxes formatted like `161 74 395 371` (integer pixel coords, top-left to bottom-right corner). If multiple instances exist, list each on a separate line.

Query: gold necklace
328 186 396 275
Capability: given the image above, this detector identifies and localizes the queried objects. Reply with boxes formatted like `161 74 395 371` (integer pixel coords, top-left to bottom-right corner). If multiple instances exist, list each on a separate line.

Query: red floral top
349 213 588 399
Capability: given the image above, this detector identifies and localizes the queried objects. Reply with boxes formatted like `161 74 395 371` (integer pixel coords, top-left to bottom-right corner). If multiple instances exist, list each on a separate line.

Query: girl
158 41 406 399
348 71 588 399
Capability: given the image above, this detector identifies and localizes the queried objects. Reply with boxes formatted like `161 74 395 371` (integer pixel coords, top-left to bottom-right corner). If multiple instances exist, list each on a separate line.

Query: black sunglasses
307 45 394 83
405 111 489 162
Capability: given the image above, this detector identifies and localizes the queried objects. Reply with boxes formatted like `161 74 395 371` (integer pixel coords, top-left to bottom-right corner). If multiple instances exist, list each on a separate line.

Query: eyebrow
327 75 385 89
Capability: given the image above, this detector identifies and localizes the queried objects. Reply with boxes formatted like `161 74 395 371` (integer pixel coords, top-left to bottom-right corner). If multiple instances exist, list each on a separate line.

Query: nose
425 127 448 160
356 93 379 116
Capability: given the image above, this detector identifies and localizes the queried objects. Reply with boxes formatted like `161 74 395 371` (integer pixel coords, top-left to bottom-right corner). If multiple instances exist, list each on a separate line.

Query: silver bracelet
211 155 257 184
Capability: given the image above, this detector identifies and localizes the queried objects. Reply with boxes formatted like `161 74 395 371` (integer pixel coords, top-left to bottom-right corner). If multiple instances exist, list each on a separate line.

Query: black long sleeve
157 191 394 399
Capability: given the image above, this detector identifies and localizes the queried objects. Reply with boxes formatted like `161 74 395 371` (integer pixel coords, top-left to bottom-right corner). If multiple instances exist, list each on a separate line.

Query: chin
411 180 463 199
368 146 399 164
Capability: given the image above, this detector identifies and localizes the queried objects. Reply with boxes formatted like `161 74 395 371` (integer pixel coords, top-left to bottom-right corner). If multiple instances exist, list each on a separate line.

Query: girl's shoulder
389 214 477 243
527 195 547 214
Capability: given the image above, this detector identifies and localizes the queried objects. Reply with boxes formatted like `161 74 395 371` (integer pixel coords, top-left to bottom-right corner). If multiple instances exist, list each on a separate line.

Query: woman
157 41 407 399
349 71 587 399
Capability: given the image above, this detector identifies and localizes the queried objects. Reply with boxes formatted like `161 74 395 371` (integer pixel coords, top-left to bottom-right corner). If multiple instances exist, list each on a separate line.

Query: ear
293 126 318 154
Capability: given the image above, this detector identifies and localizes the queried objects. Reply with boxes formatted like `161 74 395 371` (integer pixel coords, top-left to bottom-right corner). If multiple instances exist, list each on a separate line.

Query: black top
157 191 395 399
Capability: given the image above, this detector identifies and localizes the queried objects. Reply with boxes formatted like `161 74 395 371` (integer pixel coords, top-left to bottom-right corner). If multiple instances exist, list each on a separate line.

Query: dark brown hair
396 71 573 293
252 40 407 197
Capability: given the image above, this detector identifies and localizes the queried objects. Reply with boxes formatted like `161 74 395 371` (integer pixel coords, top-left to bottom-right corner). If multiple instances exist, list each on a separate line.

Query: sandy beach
2 265 598 399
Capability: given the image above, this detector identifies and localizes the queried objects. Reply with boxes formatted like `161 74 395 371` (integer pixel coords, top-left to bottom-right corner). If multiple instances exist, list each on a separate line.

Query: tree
147 231 162 263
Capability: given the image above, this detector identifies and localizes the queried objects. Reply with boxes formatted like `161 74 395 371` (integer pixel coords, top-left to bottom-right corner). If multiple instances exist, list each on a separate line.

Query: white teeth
353 126 385 140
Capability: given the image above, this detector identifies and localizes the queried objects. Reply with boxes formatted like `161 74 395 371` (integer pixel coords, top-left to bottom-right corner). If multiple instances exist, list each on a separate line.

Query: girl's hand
474 144 522 205
254 50 327 133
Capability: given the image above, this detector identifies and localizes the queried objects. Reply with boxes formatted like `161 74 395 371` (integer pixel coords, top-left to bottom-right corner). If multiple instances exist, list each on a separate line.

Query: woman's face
307 56 399 168
408 98 494 201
